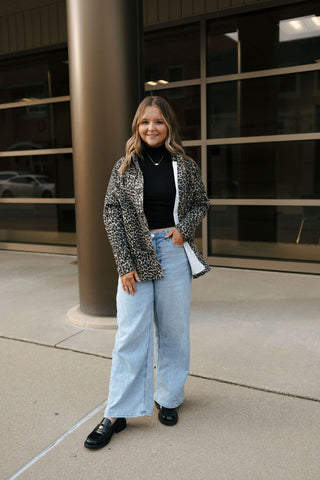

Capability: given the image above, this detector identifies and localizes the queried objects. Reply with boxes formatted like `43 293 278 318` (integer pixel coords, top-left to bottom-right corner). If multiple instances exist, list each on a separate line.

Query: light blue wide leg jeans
104 228 192 418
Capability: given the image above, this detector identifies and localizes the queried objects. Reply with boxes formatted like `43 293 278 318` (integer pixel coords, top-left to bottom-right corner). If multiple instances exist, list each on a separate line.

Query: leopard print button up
103 152 211 281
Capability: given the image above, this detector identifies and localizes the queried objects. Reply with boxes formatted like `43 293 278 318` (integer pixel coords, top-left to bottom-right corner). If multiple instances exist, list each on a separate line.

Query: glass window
184 146 201 169
207 71 320 138
277 3 320 69
146 87 200 140
207 141 320 199
207 82 238 138
0 171 18 180
208 205 320 262
145 23 200 85
0 154 74 198
207 1 320 75
240 1 320 71
0 49 69 104
0 102 72 150
0 203 76 246
207 19 239 77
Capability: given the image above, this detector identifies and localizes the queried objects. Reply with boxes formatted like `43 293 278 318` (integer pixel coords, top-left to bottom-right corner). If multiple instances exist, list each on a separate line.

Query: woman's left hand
165 227 184 245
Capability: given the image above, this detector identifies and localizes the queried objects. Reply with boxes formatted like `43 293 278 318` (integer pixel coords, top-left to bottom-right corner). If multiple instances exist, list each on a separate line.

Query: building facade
0 0 319 273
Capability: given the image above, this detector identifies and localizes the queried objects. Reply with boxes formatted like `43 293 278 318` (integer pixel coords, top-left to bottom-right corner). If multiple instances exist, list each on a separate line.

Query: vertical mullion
200 18 208 259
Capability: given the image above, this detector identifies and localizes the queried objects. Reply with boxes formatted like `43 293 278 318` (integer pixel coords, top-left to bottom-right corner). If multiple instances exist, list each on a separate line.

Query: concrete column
66 0 143 320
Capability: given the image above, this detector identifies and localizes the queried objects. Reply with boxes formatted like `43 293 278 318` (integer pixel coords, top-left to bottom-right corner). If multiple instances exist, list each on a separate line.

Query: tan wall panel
24 9 34 50
40 5 50 45
231 0 246 7
205 0 219 12
16 12 25 51
0 16 10 52
158 0 170 23
0 1 66 55
8 15 17 52
0 0 298 55
193 0 206 15
57 1 67 43
48 4 60 45
169 0 182 20
0 0 60 17
143 0 148 25
219 0 231 9
31 8 42 48
147 0 158 24
143 0 290 25
181 0 193 17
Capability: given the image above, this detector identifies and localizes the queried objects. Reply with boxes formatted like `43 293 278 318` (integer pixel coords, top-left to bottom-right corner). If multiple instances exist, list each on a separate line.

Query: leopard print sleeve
176 159 210 242
103 159 136 277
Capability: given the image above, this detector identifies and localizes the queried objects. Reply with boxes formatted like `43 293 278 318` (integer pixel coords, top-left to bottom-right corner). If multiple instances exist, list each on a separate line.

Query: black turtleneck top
138 144 176 230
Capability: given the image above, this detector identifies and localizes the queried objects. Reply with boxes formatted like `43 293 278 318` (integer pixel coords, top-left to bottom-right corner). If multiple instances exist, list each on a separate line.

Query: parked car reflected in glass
0 171 29 182
0 175 56 198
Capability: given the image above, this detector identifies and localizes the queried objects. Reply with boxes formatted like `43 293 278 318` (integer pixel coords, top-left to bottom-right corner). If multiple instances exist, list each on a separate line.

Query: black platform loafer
84 417 126 450
155 402 178 426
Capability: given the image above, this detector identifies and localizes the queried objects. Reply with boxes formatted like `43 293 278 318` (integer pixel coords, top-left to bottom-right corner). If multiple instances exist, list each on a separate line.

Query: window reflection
0 49 69 104
207 2 320 73
0 174 55 198
279 15 320 42
145 23 200 85
277 6 320 68
207 141 320 199
207 82 238 138
0 102 72 150
146 87 200 140
184 146 201 169
0 203 76 245
208 205 320 262
207 20 239 76
207 71 320 138
0 154 74 198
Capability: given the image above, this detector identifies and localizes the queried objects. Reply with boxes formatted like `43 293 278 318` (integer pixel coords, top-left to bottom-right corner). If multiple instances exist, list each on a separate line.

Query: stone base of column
67 305 117 329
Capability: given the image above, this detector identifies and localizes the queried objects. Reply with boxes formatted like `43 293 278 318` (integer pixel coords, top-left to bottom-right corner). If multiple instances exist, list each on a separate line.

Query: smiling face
138 106 168 148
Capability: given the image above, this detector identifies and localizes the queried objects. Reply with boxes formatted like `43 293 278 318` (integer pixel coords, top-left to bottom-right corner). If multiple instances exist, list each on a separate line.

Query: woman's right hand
120 270 141 295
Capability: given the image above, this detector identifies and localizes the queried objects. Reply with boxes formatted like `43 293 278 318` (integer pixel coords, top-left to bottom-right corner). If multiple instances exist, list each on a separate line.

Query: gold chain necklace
144 151 165 166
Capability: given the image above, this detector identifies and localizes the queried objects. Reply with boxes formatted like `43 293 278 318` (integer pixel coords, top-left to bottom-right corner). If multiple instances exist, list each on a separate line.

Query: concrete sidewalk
1 250 320 480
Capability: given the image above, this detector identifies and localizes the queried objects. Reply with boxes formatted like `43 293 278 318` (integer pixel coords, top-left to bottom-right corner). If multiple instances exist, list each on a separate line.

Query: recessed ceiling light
290 20 302 30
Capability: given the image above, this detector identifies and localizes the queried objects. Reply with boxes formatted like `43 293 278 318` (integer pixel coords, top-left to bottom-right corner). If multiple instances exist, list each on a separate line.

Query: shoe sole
84 418 127 450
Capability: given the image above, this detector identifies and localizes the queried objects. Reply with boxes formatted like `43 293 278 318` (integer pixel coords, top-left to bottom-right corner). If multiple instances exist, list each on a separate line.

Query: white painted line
7 400 108 480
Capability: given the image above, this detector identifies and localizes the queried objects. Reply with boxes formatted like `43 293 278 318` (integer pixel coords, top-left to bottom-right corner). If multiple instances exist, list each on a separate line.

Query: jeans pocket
171 238 185 248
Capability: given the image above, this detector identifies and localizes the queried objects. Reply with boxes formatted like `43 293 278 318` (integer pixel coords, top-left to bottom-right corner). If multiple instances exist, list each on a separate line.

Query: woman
84 96 210 450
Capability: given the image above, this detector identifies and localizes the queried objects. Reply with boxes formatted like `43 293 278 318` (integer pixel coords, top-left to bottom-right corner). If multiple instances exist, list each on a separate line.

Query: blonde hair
119 96 189 175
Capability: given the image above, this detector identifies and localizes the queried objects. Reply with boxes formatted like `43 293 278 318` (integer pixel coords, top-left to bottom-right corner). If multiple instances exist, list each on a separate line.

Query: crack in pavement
1 334 320 404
